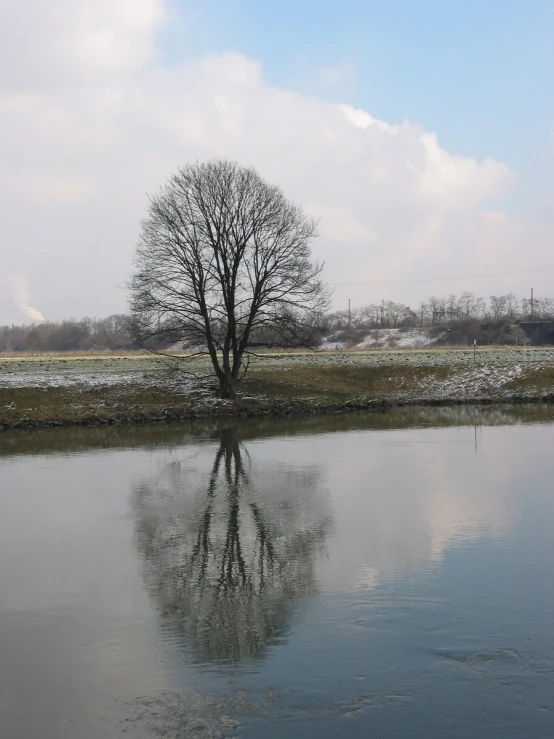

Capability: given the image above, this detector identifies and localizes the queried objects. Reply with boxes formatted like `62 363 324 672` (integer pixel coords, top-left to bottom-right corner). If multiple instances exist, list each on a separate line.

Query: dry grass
503 365 554 392
245 365 449 401
0 385 188 425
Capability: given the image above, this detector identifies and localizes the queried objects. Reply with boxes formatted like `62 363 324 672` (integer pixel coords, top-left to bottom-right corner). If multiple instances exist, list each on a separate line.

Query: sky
1 0 553 323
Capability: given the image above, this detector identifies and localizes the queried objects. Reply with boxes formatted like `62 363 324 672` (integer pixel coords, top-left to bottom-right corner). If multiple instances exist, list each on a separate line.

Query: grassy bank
1 348 554 429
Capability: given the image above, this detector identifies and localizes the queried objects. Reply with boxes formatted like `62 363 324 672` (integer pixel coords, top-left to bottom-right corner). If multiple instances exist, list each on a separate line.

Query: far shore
1 348 554 431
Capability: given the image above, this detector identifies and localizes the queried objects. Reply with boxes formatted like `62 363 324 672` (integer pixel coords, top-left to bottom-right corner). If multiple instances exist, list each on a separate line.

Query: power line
1 266 553 312
331 265 554 286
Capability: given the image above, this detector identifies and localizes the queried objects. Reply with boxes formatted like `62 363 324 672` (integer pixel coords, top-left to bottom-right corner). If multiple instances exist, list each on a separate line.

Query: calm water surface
1 406 554 738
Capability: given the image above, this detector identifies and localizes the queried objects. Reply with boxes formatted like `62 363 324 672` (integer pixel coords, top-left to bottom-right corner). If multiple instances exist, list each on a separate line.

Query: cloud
0 0 551 322
339 104 400 133
304 202 379 246
8 276 45 322
0 0 167 88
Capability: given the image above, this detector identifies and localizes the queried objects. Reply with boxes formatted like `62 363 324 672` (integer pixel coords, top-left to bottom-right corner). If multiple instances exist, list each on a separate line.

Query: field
1 347 554 428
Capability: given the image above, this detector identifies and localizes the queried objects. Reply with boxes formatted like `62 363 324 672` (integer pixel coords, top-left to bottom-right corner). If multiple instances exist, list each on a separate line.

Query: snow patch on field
290 347 554 368
320 328 446 350
416 365 525 399
320 339 347 350
0 371 152 389
356 328 446 350
0 370 202 392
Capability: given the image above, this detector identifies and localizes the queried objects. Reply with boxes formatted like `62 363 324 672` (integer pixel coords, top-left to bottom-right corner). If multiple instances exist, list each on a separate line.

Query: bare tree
459 291 486 319
428 295 446 325
417 301 430 326
129 159 330 398
505 292 518 320
489 295 505 321
446 294 459 323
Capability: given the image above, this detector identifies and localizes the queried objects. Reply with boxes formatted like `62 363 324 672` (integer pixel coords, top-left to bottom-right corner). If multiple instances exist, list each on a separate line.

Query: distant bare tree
459 291 486 320
446 294 459 322
428 295 446 325
530 296 554 320
505 292 518 320
129 159 330 398
24 327 43 355
543 298 554 319
417 301 430 326
489 295 506 321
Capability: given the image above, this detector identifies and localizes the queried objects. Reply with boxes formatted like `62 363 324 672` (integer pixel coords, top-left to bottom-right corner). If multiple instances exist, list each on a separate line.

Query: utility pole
381 299 384 326
348 298 351 328
530 287 535 328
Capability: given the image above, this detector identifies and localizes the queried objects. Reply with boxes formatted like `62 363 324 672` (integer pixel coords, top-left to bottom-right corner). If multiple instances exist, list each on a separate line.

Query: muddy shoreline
2 391 554 431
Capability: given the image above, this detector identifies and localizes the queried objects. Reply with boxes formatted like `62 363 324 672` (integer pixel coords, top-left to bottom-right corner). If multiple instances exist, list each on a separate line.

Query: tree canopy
130 159 330 397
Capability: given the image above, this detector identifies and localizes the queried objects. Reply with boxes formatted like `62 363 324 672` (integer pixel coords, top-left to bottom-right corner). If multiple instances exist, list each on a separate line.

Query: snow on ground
0 355 214 390
320 339 347 350
320 328 445 350
414 364 527 399
0 371 149 389
1 348 554 391
0 369 204 393
354 328 446 350
259 347 554 369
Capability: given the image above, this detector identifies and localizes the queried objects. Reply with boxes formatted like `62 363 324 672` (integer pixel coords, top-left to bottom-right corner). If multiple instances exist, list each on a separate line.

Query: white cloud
0 0 167 88
0 0 551 322
339 103 399 133
304 202 379 246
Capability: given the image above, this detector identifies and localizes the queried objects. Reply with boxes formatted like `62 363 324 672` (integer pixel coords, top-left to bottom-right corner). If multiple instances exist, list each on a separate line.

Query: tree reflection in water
131 427 331 665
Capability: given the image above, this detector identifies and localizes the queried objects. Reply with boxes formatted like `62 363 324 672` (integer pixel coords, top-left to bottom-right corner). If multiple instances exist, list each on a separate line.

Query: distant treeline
1 291 553 353
326 291 554 330
0 315 134 353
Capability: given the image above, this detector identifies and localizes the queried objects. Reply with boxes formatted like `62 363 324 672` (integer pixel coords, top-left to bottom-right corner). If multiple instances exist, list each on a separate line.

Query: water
1 405 554 738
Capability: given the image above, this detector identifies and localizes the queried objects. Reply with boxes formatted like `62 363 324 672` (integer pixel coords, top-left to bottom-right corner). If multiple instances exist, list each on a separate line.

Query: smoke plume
9 276 45 322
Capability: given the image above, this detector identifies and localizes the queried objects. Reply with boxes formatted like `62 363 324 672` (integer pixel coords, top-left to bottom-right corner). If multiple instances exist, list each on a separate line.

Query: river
1 405 553 738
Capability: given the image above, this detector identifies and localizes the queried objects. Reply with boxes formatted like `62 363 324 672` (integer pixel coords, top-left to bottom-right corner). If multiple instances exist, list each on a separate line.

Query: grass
0 365 438 426
0 385 186 426
503 365 554 392
2 345 554 373
1 349 554 429
245 365 450 401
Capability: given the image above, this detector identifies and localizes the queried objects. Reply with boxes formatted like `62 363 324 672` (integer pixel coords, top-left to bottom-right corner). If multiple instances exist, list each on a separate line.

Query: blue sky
172 0 554 206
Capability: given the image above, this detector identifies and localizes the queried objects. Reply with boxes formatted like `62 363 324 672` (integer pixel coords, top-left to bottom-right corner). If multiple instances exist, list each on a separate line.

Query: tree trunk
216 348 244 399
218 370 236 399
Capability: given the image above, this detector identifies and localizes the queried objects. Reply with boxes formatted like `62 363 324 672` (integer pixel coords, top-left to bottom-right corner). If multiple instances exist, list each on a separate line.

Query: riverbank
2 348 554 430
